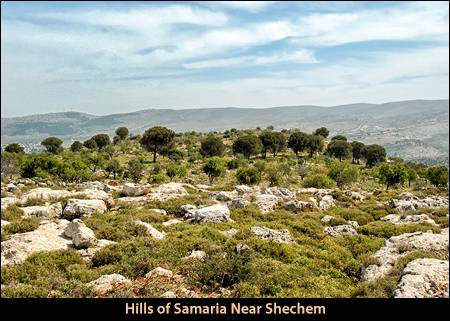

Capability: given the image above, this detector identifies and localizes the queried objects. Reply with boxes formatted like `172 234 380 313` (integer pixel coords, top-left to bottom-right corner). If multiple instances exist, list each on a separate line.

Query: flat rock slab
1 220 72 266
251 226 293 244
362 228 449 282
393 258 449 298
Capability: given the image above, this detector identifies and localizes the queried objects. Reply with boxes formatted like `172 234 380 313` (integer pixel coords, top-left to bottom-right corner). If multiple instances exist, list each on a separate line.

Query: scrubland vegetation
1 125 448 298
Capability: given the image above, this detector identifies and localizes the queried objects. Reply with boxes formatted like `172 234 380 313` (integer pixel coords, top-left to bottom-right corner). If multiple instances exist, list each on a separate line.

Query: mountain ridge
1 99 448 165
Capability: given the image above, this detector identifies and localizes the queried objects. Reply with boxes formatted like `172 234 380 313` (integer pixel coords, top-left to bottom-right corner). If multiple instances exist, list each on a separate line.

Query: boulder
317 194 335 211
162 291 177 298
1 197 21 209
150 183 188 201
345 191 365 201
146 267 173 278
260 187 295 200
122 183 152 197
1 220 72 266
19 202 62 219
64 219 98 248
88 274 131 295
183 204 230 223
348 220 359 229
250 226 293 244
63 199 107 218
209 191 237 202
235 243 250 254
134 220 166 240
320 215 335 223
223 228 238 238
381 214 438 226
324 225 357 237
6 183 19 193
74 189 111 202
235 185 253 195
22 188 73 202
283 200 317 212
254 193 282 213
230 197 249 209
393 258 449 298
180 204 197 217
183 250 207 261
361 228 449 282
387 194 449 212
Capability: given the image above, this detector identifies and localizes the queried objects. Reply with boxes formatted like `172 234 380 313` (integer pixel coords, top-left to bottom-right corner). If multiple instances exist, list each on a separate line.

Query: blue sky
1 1 449 117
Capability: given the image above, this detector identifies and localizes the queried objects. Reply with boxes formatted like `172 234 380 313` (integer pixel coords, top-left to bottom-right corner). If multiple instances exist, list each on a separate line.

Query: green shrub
236 166 261 185
1 205 25 222
358 221 441 238
148 173 168 184
3 218 39 234
302 174 336 189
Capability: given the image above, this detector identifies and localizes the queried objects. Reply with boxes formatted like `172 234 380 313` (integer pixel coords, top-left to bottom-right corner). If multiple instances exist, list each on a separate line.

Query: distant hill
1 99 448 165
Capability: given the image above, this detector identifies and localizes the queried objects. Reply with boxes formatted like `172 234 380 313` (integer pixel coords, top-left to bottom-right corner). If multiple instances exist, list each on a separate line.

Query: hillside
1 100 449 165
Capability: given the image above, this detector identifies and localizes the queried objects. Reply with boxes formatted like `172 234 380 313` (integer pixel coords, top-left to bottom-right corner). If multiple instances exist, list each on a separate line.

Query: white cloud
200 1 278 13
183 50 318 69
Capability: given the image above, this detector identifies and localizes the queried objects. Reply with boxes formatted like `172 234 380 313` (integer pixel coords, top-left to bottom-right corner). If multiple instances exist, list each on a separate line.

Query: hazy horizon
1 1 449 117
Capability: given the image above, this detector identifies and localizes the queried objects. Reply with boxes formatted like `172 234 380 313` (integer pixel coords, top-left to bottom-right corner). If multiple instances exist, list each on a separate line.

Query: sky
1 1 449 117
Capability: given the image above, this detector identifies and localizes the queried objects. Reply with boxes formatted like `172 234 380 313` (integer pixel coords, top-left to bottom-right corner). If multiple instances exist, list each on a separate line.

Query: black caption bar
1 298 448 320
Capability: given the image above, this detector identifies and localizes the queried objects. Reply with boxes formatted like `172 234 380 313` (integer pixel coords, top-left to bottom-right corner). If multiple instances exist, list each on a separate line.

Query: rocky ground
1 180 448 298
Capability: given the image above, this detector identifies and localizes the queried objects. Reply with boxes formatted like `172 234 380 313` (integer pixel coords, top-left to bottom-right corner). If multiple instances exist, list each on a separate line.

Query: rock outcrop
182 204 231 223
361 228 449 282
381 214 438 226
134 220 166 240
64 219 98 248
63 199 107 218
88 274 131 295
387 193 449 212
19 203 62 219
251 226 293 244
1 220 72 266
392 258 449 298
324 225 357 237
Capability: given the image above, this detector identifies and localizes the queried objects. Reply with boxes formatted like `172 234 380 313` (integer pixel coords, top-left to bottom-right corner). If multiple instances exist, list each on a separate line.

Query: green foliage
264 161 291 186
313 127 329 138
140 126 176 162
20 153 59 178
358 221 440 238
259 131 286 158
202 157 226 184
91 134 111 149
41 137 63 154
303 174 336 188
200 135 226 157
362 144 386 167
1 152 22 177
331 135 347 141
165 163 187 181
232 135 262 159
327 140 352 161
115 127 129 140
287 131 309 155
83 138 97 150
350 141 365 163
1 206 25 222
70 141 83 153
227 158 245 170
427 166 449 187
236 166 261 185
327 160 359 188
5 143 24 154
148 173 168 184
306 135 324 157
376 163 408 190
104 159 122 178
3 218 39 235
127 158 145 183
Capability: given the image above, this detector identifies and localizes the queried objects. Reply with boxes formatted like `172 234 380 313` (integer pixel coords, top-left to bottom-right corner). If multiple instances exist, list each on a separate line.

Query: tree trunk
263 150 267 159
153 150 157 163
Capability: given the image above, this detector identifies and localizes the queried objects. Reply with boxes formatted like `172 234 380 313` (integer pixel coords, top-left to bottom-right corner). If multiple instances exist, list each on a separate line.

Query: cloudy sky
1 1 449 117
